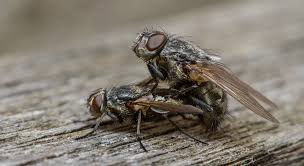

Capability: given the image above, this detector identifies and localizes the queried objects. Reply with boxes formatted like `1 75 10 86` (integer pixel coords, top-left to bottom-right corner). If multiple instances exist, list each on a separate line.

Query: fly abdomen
184 82 228 130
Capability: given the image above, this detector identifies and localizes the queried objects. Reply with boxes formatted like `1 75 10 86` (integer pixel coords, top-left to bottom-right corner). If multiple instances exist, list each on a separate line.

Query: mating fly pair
82 29 279 152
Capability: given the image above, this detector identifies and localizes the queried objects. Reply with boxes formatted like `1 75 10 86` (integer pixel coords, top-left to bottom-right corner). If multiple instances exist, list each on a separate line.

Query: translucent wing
134 101 205 115
186 63 279 123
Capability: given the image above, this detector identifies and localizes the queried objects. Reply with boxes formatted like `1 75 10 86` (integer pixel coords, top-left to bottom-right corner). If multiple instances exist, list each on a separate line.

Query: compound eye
146 34 166 51
90 94 103 116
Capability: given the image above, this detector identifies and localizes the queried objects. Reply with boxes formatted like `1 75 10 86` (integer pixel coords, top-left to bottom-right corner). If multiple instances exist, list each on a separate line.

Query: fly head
132 30 168 61
87 88 107 118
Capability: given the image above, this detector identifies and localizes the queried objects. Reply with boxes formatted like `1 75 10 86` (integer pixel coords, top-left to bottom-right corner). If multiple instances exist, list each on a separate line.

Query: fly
132 29 279 123
79 82 208 152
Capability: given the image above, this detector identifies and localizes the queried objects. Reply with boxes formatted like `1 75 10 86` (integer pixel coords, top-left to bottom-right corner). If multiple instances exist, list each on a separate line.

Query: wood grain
0 0 303 165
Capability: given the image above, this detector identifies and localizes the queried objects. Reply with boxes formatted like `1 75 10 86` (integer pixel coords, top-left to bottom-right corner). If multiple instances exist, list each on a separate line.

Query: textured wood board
0 0 303 165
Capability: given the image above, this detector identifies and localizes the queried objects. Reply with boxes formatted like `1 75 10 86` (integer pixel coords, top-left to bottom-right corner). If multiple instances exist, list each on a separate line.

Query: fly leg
136 111 147 152
152 85 197 99
164 115 208 145
135 76 159 94
146 61 168 92
75 113 106 140
187 94 215 130
136 61 165 92
180 86 214 113
170 85 199 98
135 77 154 86
188 96 213 113
147 61 167 81
168 85 214 113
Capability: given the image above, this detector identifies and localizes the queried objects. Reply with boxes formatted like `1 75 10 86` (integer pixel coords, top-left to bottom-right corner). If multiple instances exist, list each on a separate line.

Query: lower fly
78 83 208 152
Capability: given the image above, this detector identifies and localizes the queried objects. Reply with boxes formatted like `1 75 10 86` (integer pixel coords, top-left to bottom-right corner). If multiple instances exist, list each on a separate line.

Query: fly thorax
189 70 208 85
165 60 188 82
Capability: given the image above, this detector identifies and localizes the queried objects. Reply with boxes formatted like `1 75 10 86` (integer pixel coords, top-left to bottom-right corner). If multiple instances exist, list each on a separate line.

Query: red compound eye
146 33 166 51
89 94 103 116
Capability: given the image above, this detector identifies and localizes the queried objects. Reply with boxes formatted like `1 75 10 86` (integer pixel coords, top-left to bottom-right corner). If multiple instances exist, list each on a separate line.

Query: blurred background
1 0 216 54
1 0 302 56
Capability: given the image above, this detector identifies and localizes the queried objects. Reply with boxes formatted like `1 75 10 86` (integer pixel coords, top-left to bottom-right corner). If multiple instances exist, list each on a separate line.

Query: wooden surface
0 0 304 165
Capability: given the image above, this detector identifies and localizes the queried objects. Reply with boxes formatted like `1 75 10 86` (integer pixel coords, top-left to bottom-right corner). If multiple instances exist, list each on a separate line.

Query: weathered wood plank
0 0 304 165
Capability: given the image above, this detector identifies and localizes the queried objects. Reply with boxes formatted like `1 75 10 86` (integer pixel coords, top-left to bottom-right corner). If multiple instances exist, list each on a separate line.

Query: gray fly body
161 37 213 64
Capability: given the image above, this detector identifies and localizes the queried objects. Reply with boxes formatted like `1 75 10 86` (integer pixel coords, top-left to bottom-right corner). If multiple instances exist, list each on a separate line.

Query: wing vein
188 63 279 123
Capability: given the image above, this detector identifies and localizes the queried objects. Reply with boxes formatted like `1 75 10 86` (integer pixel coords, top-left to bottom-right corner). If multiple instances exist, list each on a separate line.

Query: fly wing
186 63 279 123
134 101 205 115
212 63 278 109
